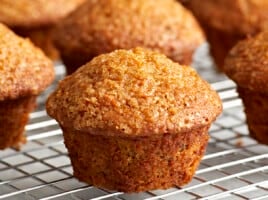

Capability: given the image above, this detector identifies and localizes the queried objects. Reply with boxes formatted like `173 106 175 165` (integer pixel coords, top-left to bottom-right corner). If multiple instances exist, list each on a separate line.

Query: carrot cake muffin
224 31 268 144
46 48 222 192
53 0 205 74
188 0 268 69
0 0 86 59
0 23 54 150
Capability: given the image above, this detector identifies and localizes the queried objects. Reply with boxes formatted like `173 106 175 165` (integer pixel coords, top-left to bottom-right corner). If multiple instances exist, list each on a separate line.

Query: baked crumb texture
46 48 222 192
54 0 205 74
224 31 268 144
0 0 86 59
0 23 54 149
188 0 268 69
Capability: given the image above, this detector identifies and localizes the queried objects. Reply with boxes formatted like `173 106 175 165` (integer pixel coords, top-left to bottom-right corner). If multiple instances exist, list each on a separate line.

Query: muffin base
62 126 209 192
0 96 36 150
201 24 244 70
237 87 268 144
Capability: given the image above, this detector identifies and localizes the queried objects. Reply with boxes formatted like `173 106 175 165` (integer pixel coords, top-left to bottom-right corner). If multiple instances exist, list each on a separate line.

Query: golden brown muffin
54 0 205 74
224 31 268 144
188 0 268 69
0 23 54 150
0 0 86 59
46 48 222 192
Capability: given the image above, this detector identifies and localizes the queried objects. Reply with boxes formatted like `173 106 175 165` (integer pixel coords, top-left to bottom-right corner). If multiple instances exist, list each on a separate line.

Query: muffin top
46 48 222 137
54 0 204 63
224 31 268 92
0 0 86 28
0 23 54 100
188 0 268 35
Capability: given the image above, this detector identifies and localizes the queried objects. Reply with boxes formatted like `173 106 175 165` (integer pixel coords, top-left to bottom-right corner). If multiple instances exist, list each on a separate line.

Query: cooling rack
0 44 267 200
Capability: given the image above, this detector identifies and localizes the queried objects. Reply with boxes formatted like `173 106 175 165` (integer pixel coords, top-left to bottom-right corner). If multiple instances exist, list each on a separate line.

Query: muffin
46 48 222 192
224 31 268 145
0 0 86 59
188 0 268 69
53 0 205 74
0 23 54 150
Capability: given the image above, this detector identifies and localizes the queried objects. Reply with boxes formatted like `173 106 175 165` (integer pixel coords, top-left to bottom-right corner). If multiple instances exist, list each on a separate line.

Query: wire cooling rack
0 44 268 200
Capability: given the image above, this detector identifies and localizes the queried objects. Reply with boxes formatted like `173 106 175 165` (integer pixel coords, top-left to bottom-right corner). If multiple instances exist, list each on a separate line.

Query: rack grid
0 44 267 200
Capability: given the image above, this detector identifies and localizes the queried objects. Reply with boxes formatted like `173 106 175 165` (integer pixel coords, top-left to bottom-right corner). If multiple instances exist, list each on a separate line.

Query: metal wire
0 49 267 200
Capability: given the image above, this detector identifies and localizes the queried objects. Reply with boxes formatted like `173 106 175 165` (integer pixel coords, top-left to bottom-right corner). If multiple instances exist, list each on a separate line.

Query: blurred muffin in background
224 31 268 145
53 0 205 74
46 47 222 192
177 0 190 6
0 0 86 59
0 23 54 150
188 0 268 70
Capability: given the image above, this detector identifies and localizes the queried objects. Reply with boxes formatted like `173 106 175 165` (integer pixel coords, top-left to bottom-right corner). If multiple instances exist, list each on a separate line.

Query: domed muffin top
224 31 268 92
0 23 54 100
47 48 222 136
54 0 204 63
0 0 86 27
188 0 268 35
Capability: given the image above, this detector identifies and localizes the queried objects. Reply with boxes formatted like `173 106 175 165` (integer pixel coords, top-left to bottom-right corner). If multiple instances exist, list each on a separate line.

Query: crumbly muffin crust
54 0 204 69
0 23 54 100
188 0 268 35
47 48 222 136
224 31 268 92
0 0 86 28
